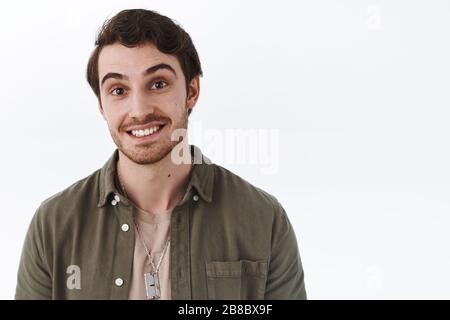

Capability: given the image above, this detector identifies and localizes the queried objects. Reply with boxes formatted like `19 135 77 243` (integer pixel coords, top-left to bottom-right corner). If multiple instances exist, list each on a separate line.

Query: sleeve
264 202 307 300
15 207 52 300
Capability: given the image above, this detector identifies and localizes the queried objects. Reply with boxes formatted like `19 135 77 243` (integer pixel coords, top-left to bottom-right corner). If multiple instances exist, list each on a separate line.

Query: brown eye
151 80 167 90
111 88 125 96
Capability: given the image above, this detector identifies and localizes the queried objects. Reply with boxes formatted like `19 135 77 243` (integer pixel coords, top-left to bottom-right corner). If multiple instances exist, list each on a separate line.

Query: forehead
98 42 182 79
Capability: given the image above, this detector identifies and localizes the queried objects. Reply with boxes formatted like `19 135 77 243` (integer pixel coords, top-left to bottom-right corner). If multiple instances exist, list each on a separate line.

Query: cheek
173 97 186 111
102 107 124 130
161 99 181 116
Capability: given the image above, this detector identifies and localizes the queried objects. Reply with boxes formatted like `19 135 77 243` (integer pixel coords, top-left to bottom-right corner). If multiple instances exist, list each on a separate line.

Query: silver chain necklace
116 162 170 300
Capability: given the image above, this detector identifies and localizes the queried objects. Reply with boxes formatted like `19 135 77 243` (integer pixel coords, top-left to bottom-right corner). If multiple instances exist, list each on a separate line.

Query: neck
117 142 193 215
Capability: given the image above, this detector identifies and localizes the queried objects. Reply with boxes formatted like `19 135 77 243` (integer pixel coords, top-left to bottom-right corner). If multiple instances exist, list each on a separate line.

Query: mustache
122 114 170 130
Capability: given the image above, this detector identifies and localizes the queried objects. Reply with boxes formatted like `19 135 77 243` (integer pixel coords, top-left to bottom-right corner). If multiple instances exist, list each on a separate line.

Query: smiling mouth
126 123 166 138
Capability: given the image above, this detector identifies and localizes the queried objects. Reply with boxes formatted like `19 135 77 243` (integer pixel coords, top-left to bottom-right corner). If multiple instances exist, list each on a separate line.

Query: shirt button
115 278 124 287
111 199 117 206
114 194 121 202
193 195 199 201
121 224 129 232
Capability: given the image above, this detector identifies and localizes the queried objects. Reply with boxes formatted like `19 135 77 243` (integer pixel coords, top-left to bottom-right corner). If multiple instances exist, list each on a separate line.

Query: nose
127 90 155 119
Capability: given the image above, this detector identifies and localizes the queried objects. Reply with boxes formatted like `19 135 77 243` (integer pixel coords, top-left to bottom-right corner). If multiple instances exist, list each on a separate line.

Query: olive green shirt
15 145 306 300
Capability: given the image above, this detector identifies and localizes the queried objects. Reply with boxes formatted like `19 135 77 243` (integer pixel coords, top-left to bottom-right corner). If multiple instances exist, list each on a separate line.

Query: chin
120 142 175 165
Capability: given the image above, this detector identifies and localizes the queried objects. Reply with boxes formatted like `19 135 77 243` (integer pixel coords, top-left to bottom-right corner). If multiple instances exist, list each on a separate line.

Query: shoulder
211 164 285 219
36 169 101 224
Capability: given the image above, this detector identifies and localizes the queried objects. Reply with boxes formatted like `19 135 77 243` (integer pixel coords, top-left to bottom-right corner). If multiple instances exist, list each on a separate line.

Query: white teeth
130 125 162 137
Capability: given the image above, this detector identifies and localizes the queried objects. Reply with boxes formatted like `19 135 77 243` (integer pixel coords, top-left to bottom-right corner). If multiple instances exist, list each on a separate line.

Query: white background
1 0 449 299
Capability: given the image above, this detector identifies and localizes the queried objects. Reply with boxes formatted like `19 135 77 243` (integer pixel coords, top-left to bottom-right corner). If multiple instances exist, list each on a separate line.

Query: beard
110 106 189 165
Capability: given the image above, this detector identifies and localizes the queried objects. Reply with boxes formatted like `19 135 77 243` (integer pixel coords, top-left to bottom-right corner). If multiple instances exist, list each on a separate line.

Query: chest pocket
206 260 268 300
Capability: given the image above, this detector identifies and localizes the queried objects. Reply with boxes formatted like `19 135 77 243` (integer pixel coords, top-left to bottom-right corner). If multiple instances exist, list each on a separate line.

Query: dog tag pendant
144 272 161 299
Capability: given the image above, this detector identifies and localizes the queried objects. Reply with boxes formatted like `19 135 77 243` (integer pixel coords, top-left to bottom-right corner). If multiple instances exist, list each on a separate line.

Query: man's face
98 42 199 165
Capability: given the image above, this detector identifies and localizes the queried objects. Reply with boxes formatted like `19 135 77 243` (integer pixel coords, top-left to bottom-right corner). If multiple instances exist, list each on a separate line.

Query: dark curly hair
86 9 203 113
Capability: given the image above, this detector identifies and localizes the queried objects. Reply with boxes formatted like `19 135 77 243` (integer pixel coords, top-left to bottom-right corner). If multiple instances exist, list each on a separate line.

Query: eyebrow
100 63 177 87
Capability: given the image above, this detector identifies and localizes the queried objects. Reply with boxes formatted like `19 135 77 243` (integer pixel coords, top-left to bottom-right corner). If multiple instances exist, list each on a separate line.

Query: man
15 9 306 300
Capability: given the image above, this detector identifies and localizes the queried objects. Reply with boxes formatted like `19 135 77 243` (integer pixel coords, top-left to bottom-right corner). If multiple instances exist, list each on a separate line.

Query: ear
98 100 106 120
186 75 200 112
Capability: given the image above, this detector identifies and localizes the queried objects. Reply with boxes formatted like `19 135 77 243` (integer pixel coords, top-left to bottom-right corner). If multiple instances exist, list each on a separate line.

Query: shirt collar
97 144 214 208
